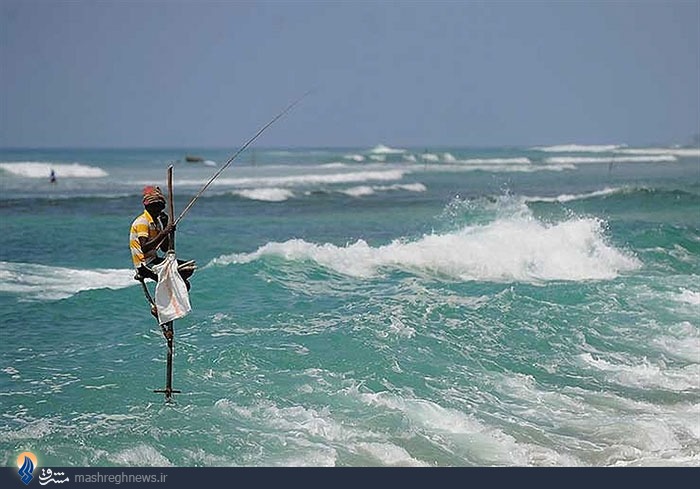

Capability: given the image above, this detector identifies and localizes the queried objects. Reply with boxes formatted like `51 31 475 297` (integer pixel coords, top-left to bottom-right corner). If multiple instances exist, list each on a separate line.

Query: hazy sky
1 0 698 148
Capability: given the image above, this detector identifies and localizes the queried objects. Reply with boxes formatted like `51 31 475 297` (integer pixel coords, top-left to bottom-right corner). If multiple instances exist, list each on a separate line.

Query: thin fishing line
175 90 313 225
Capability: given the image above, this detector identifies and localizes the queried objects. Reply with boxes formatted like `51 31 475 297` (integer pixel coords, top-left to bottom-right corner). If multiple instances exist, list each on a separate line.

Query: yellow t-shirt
129 210 161 268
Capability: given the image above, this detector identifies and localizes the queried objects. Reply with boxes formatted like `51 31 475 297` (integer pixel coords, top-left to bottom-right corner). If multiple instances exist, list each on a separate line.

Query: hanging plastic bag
152 252 191 325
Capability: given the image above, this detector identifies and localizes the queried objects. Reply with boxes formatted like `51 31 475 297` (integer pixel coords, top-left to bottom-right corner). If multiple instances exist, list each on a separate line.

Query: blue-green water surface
1 145 698 466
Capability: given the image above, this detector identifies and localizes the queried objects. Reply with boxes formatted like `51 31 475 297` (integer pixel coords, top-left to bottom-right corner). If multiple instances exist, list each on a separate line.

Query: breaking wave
170 169 407 188
227 183 427 201
545 155 677 164
213 213 641 283
339 183 427 197
370 144 406 154
532 144 626 153
0 261 134 301
524 187 628 203
0 162 108 178
232 188 295 202
614 148 700 158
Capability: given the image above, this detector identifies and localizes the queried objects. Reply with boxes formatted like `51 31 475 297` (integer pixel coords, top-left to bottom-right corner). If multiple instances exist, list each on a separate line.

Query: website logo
17 451 37 485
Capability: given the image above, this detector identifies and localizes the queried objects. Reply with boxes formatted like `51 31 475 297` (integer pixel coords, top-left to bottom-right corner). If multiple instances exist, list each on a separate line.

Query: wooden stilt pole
153 165 181 401
154 321 179 400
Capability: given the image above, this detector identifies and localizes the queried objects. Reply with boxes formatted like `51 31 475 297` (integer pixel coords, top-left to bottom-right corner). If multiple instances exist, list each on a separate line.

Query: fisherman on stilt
129 185 196 321
123 94 307 400
130 179 193 400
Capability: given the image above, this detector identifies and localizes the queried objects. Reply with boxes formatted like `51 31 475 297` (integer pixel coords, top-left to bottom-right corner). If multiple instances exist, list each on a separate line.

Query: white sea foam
233 188 295 202
404 153 532 165
0 418 53 441
181 448 236 466
172 169 407 188
525 187 625 203
436 163 573 173
578 353 700 392
2 366 19 376
340 183 427 197
421 153 440 162
83 383 118 390
370 144 406 154
489 373 699 466
614 148 700 158
532 144 699 158
457 157 531 165
677 289 700 306
653 322 700 363
0 162 108 178
216 215 640 283
391 183 427 192
354 390 578 466
354 442 429 466
0 261 135 301
112 444 173 467
216 400 351 443
214 399 428 466
344 154 366 162
340 186 375 197
545 155 677 164
533 144 625 153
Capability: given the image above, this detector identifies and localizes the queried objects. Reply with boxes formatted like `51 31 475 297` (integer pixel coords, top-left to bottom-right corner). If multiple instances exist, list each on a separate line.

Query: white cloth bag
152 252 191 325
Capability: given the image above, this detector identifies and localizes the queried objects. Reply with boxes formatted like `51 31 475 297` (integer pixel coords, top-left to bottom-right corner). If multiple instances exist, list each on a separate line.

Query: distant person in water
129 186 196 293
50 169 56 184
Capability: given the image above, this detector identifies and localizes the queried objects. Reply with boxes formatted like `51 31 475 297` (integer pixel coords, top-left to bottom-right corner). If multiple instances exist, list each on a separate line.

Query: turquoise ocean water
1 144 698 466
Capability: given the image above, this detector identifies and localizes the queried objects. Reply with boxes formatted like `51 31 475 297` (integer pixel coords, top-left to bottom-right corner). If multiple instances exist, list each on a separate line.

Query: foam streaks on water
1 146 698 467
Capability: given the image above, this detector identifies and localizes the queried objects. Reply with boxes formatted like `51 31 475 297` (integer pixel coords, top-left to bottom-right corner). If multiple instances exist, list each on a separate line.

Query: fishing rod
174 90 313 226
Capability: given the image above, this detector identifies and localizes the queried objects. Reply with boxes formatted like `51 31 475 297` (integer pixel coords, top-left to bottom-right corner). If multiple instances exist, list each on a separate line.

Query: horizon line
2 142 698 151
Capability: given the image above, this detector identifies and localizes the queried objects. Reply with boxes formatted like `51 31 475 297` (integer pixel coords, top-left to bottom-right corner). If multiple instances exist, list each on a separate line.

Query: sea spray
1 146 698 467
0 162 109 178
212 209 641 283
0 261 134 301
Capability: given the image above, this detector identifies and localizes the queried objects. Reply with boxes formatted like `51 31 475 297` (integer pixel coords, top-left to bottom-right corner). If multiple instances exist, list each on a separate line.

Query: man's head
142 185 166 214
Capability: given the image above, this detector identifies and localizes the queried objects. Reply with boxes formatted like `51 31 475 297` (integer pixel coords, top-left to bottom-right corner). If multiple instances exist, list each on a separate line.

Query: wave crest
0 261 134 301
0 162 108 178
213 215 641 283
533 144 625 153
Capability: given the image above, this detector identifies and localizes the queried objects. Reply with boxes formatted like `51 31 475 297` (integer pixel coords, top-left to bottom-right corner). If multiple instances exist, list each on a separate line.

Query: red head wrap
142 186 166 206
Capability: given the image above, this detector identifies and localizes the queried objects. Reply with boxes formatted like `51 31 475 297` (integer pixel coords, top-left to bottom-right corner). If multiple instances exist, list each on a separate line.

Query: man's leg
176 258 196 290
137 264 159 282
135 265 159 318
140 258 194 290
176 259 196 279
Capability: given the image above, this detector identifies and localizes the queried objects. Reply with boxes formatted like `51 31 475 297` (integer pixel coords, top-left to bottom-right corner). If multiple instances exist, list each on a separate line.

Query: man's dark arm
140 221 175 255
